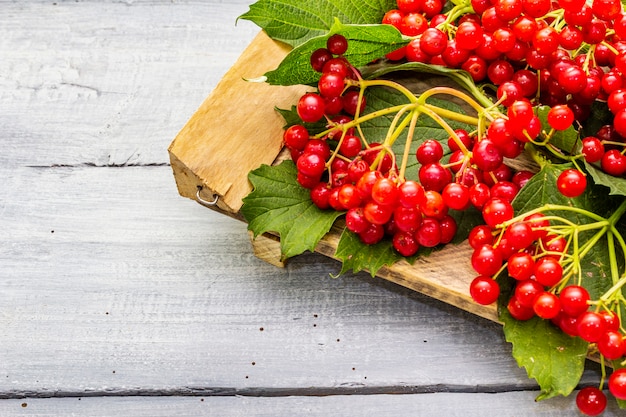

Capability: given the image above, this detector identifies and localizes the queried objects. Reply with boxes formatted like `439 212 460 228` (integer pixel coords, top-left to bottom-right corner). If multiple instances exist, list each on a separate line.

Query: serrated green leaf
499 311 588 400
513 162 611 218
241 161 344 260
238 0 397 47
335 227 401 276
265 21 407 86
585 160 626 197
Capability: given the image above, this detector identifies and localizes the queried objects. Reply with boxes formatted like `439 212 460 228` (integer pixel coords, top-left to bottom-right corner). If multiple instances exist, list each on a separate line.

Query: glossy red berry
601 149 626 176
326 34 348 55
471 244 503 276
533 291 561 319
283 125 310 151
470 275 500 305
581 136 604 163
420 27 448 56
556 169 587 198
598 331 624 360
533 256 563 287
576 386 607 416
547 105 575 130
297 93 326 123
559 285 590 317
482 197 514 228
609 368 626 400
514 279 543 308
577 311 606 343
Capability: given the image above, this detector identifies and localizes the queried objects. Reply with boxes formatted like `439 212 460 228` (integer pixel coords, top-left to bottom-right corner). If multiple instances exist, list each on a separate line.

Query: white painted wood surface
0 1 622 415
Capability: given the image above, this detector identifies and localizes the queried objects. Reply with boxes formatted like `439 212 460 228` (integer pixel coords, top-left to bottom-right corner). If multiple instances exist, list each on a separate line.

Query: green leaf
238 0 397 47
499 310 588 400
241 161 344 260
581 100 612 139
585 160 626 197
335 228 402 276
264 21 407 86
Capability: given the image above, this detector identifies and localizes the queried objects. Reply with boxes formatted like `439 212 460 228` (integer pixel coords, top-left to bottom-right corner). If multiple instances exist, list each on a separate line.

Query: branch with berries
239 0 626 413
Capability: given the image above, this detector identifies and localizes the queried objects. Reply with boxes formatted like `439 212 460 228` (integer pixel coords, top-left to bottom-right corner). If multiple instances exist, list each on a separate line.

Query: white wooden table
0 1 622 415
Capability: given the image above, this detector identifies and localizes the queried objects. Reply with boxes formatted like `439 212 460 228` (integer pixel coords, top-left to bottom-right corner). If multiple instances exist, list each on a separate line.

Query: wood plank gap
25 163 171 169
0 383 548 400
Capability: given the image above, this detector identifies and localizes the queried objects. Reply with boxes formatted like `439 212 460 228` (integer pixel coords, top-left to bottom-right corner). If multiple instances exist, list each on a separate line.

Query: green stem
607 231 620 289
418 86 488 116
440 4 474 25
418 104 469 154
384 107 417 148
312 103 413 139
357 78 418 104
600 273 626 305
528 204 608 223
430 73 496 109
422 103 480 126
609 224 626 268
399 110 420 181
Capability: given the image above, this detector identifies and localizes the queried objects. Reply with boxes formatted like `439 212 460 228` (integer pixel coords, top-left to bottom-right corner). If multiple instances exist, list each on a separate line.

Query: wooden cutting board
168 30 498 323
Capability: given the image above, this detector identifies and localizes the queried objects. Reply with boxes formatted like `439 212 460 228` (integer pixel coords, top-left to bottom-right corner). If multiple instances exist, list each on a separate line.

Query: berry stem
422 103 480 127
356 79 418 104
418 104 470 154
398 110 420 181
417 86 489 117
313 103 410 140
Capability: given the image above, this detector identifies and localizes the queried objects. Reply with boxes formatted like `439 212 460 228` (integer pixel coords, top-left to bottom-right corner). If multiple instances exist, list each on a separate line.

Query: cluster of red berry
468 208 626 413
279 0 626 412
284 31 539 256
383 0 626 179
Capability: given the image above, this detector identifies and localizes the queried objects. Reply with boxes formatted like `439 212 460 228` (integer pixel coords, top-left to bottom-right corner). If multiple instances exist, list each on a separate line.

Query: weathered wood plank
0 166 605 406
0 1 618 415
0 166 516 390
169 31 310 212
0 0 259 168
1 392 624 417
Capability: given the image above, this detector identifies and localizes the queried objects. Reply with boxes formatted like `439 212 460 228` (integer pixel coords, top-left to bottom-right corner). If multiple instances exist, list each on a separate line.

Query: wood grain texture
0 166 607 408
0 0 259 168
1 392 624 417
0 1 619 415
169 32 310 212
0 166 520 393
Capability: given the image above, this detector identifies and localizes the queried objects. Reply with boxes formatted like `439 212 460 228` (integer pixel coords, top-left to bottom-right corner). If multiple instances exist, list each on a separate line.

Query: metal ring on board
196 186 219 207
